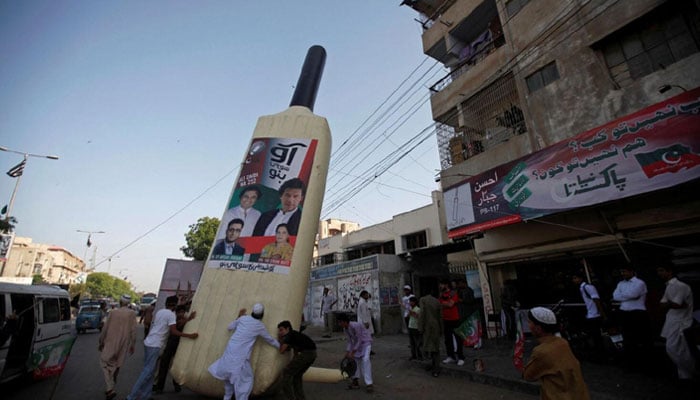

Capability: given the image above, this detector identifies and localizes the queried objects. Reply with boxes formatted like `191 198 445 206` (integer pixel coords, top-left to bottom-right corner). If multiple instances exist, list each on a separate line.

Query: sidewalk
305 325 696 400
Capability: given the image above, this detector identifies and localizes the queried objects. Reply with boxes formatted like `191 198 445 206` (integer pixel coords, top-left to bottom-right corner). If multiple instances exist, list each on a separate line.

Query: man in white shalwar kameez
357 290 374 335
657 265 696 380
208 303 280 400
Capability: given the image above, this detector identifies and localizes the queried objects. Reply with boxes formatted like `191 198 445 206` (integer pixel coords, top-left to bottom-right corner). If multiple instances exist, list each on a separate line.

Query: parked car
75 303 104 333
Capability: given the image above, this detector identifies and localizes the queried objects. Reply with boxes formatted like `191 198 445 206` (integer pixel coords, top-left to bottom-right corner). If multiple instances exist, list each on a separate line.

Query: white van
0 282 75 383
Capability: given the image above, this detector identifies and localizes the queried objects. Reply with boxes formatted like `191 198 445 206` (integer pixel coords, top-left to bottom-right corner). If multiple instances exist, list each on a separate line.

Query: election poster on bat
208 137 318 274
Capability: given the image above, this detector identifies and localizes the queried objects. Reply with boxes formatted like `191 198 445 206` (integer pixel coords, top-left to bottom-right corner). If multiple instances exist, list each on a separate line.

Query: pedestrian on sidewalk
337 312 374 393
439 279 465 366
98 294 136 400
657 264 696 380
320 287 337 338
208 303 280 400
612 266 652 369
523 307 590 400
572 271 606 358
277 320 317 400
126 296 199 400
401 285 413 333
153 304 196 394
407 296 423 360
357 290 374 336
419 288 443 377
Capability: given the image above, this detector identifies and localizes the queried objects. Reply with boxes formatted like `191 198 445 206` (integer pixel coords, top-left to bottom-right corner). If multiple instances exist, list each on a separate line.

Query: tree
32 274 46 284
85 272 137 300
0 216 18 233
180 216 220 261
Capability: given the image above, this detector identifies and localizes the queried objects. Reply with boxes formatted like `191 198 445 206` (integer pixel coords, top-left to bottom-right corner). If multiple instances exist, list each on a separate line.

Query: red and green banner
445 88 700 238
31 336 76 380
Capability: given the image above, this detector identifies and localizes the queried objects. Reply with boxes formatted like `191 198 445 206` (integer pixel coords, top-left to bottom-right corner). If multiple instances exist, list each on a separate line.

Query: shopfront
307 254 408 334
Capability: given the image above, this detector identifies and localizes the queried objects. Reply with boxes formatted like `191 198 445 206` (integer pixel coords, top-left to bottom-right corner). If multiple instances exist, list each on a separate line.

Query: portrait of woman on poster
259 224 294 265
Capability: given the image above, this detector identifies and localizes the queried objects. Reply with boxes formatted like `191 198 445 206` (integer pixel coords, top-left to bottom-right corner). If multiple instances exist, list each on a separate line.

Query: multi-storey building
1 236 86 285
402 0 700 334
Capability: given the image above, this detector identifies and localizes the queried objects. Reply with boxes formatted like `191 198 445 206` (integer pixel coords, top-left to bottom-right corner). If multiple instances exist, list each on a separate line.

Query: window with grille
437 73 526 168
525 61 560 93
402 231 427 251
596 1 699 87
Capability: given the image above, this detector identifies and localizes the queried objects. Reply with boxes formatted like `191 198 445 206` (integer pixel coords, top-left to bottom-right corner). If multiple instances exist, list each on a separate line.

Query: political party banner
208 137 317 274
445 87 700 238
31 336 76 379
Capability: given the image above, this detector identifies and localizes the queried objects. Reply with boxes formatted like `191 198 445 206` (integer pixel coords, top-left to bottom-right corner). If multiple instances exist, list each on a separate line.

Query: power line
93 165 240 268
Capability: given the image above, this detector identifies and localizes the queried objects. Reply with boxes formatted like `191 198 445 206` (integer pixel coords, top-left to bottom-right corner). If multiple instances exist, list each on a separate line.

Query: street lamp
107 255 120 274
76 229 105 270
1 145 59 221
0 146 59 276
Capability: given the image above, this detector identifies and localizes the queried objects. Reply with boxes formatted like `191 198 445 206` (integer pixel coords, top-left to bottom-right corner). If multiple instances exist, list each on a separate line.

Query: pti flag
455 311 483 348
512 313 526 372
6 159 26 178
634 144 700 179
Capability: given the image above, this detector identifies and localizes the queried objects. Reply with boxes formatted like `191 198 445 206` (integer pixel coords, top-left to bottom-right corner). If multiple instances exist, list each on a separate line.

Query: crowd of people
92 266 697 400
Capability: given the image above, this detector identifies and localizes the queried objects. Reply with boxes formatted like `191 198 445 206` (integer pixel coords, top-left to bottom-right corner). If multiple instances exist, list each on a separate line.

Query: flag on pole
512 312 526 372
6 159 27 178
86 234 92 248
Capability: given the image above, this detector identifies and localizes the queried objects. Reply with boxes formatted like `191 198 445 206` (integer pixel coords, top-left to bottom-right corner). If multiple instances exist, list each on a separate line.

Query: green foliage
0 216 17 233
180 216 220 261
84 272 137 300
32 274 46 284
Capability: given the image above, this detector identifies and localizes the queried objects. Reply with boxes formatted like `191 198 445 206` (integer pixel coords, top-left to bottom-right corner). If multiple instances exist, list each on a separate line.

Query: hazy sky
0 1 444 292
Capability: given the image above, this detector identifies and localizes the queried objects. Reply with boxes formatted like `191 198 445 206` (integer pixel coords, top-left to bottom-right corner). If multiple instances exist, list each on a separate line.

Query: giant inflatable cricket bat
171 46 340 397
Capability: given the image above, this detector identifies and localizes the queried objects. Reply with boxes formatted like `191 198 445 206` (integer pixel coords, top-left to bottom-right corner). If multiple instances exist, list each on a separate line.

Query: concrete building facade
402 0 700 337
307 191 475 334
1 236 86 285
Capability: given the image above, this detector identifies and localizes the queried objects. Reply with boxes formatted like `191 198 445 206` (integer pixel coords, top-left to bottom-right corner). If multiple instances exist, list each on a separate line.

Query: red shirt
439 290 460 321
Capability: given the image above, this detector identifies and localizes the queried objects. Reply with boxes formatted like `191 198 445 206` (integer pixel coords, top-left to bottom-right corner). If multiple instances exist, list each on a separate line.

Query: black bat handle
289 45 326 112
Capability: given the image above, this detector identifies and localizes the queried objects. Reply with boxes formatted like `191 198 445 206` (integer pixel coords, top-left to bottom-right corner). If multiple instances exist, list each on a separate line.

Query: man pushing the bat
208 303 280 400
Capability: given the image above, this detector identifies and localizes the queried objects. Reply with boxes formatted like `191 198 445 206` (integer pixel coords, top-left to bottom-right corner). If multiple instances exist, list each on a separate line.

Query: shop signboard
445 88 700 238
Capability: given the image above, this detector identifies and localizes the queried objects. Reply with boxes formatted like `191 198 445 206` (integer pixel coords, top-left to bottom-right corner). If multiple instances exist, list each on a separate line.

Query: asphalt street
3 323 536 400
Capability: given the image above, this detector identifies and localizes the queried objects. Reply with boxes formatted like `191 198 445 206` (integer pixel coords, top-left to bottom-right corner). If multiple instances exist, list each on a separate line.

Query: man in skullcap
98 294 136 400
523 307 590 400
208 303 280 400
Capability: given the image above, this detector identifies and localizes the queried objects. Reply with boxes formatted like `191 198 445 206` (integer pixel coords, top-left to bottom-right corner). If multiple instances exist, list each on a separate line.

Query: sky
0 1 446 292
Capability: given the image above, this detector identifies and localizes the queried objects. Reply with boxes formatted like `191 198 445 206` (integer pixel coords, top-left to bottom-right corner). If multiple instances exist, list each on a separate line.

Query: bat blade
170 47 331 397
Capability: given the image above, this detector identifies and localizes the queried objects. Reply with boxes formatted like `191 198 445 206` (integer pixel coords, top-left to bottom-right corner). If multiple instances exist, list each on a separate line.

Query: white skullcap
529 307 556 325
120 294 131 302
252 303 264 314
403 285 412 290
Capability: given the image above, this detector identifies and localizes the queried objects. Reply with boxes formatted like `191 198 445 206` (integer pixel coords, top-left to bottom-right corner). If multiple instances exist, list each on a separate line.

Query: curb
403 359 540 396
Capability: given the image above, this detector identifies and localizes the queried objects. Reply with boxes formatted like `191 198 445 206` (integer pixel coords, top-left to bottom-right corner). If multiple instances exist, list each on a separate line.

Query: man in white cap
208 303 280 400
98 294 136 400
523 307 589 400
